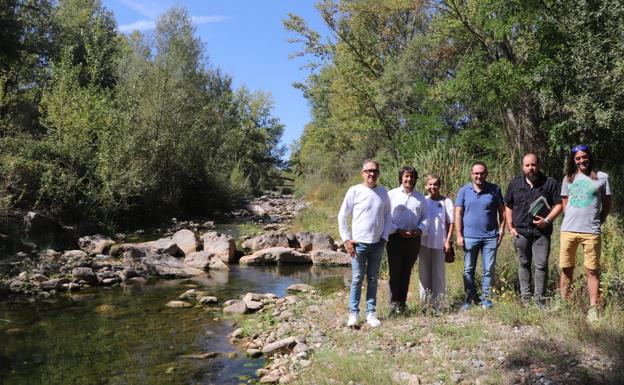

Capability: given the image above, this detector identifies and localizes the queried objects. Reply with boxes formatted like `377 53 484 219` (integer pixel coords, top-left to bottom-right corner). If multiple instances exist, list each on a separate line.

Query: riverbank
236 282 624 385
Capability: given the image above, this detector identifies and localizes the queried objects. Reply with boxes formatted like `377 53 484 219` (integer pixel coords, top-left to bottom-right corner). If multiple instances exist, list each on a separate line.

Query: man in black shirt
505 154 563 305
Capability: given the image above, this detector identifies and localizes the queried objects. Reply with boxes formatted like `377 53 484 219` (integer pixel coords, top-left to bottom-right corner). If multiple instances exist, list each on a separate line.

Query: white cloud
119 15 230 33
118 0 161 18
191 15 231 24
118 19 155 33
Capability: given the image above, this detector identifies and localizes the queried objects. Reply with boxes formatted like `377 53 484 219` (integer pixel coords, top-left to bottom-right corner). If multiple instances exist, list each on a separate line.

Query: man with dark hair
559 144 611 321
455 161 505 309
386 166 429 315
338 160 392 328
505 153 562 306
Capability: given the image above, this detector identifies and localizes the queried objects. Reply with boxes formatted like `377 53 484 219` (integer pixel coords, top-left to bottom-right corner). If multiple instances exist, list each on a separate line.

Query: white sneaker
366 312 381 328
347 313 359 327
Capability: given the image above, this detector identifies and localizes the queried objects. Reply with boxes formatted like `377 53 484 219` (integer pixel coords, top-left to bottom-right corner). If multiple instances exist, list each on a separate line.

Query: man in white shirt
338 160 392 328
386 166 429 315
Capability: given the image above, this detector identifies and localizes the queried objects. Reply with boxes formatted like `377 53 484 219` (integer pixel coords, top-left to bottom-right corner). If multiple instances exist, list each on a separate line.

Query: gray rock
63 250 88 261
115 239 184 259
184 251 230 271
38 249 62 264
310 250 352 266
71 267 97 285
223 301 247 314
126 277 146 285
197 295 218 305
246 349 263 358
231 328 244 338
31 273 49 282
295 232 337 252
78 234 115 255
40 279 61 291
262 336 296 354
293 342 309 353
259 375 280 384
166 301 193 308
101 278 118 285
286 284 315 293
119 244 201 278
241 232 290 252
243 293 263 302
201 232 237 264
239 247 311 265
142 254 204 278
116 268 138 281
179 289 200 299
244 300 264 312
172 229 197 256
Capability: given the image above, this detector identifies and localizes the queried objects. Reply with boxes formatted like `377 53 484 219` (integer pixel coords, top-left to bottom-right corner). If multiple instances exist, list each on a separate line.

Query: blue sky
101 0 330 158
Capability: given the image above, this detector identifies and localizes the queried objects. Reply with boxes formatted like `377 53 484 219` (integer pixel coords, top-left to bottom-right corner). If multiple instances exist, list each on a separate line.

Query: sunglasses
571 144 589 154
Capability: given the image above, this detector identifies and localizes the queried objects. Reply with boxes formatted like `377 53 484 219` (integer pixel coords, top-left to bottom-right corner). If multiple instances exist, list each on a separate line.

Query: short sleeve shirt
455 182 504 238
504 173 562 236
561 171 611 235
421 196 454 249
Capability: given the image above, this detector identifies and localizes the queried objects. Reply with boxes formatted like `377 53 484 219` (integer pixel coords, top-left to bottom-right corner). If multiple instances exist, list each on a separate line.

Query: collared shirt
455 181 504 238
338 184 392 243
504 172 561 236
387 187 429 235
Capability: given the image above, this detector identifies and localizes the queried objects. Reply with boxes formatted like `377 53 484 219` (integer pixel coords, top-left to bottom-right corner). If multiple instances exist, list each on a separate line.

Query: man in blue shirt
455 162 505 309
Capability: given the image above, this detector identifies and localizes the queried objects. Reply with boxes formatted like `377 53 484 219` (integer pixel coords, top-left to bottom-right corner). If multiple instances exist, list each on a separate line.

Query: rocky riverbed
0 191 351 298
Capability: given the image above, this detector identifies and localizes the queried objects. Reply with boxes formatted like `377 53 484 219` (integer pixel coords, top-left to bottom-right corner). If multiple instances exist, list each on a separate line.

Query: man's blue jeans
349 240 385 315
463 236 498 304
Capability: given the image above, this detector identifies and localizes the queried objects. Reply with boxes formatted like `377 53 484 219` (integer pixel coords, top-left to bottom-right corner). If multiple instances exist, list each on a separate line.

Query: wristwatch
543 217 550 224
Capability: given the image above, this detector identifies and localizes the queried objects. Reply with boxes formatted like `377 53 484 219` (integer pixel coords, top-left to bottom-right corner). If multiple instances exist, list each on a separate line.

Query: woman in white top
419 174 455 310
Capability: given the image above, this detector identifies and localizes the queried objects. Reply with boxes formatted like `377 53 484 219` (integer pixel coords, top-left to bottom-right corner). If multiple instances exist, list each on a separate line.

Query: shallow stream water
0 263 350 385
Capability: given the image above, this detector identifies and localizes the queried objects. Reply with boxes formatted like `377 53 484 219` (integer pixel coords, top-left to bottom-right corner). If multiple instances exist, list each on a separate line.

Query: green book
528 196 551 218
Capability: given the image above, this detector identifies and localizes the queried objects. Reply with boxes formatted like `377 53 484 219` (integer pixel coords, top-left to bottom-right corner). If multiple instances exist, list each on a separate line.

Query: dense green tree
288 0 624 198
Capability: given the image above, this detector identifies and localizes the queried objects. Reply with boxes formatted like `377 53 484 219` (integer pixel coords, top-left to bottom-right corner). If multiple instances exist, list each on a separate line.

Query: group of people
338 145 611 328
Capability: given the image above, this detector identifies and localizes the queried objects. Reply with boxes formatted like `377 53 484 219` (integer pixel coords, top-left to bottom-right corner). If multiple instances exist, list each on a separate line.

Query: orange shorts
559 231 601 271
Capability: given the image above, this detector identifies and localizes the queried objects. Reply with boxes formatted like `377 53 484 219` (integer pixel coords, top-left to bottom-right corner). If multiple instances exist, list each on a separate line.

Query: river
0 222 351 385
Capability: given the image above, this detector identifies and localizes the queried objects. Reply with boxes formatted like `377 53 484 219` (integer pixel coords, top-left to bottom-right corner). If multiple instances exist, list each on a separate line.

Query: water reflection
0 264 350 385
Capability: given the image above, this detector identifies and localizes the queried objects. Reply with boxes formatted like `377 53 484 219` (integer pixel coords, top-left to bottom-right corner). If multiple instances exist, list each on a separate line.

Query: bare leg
560 267 574 300
586 268 600 307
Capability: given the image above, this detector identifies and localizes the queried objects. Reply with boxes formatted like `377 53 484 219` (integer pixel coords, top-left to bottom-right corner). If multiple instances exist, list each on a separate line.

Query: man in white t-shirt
338 160 392 328
559 144 611 321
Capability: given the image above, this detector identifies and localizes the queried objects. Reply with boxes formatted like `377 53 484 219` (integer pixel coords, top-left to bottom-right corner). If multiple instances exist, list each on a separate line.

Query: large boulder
295 232 337 252
72 267 97 285
172 229 197 256
78 234 115 255
119 245 202 278
239 247 311 266
241 232 289 252
262 336 296 355
23 211 76 250
310 250 352 266
184 250 229 271
113 239 183 259
201 232 236 264
223 300 247 315
142 253 204 278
